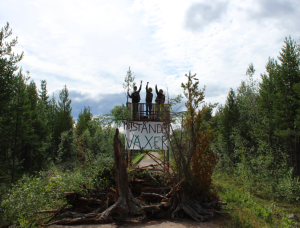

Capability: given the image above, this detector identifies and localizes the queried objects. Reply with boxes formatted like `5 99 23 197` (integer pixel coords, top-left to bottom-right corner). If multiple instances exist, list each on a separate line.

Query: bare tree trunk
128 150 132 168
97 129 144 221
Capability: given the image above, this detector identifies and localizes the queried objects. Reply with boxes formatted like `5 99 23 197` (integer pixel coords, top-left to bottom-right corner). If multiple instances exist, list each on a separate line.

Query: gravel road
137 152 162 167
50 216 225 228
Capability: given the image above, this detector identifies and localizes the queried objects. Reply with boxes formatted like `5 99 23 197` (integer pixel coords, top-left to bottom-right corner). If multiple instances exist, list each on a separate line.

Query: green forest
1 23 300 227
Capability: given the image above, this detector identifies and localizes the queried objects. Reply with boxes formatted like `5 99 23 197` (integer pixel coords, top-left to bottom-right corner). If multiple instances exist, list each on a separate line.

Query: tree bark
97 129 144 221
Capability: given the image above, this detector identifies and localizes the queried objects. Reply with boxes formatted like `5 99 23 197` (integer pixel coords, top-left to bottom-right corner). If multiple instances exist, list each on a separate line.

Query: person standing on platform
145 82 153 117
128 81 142 120
155 85 165 120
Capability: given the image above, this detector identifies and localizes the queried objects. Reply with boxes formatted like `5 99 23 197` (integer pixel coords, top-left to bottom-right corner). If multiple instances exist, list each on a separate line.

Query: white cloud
1 0 300 117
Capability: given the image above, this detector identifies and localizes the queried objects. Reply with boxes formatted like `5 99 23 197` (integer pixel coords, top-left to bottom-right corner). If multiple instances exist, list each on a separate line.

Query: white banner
124 121 169 150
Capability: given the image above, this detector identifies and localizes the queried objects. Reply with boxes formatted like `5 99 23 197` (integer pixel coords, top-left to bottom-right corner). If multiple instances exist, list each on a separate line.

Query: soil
49 216 227 228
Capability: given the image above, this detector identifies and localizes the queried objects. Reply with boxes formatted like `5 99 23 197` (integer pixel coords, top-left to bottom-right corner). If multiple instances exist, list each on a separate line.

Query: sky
1 0 300 119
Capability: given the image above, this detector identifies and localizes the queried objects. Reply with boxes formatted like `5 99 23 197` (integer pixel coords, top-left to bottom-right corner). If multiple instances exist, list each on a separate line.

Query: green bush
276 169 300 202
230 213 254 228
281 217 296 228
220 185 276 224
0 155 114 227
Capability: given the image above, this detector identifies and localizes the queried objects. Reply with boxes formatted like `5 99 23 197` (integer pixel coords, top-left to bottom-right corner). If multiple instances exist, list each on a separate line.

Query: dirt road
137 152 162 168
50 216 226 228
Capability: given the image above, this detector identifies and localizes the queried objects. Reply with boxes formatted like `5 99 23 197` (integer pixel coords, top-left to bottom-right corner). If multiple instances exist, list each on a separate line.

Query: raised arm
155 85 159 95
146 82 148 91
138 80 142 93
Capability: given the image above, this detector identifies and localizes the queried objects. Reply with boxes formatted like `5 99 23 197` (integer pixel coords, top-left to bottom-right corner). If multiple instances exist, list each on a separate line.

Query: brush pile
41 129 226 226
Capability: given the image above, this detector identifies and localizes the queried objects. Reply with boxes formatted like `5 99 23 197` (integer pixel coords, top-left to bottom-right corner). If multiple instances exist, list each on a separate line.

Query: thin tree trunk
12 84 21 184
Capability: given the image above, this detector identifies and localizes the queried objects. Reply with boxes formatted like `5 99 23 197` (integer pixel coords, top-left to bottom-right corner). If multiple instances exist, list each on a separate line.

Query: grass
213 172 300 227
131 152 146 165
131 150 162 166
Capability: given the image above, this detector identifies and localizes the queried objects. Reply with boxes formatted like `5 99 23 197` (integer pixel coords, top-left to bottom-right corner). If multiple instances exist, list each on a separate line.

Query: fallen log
43 217 112 226
78 197 102 203
36 209 58 213
64 192 76 195
43 203 68 225
141 187 171 194
140 192 168 199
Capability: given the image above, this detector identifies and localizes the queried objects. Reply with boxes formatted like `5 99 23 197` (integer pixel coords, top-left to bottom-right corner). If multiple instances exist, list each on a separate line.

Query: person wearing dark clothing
155 85 165 104
155 85 165 120
128 81 142 120
145 82 153 116
128 81 142 103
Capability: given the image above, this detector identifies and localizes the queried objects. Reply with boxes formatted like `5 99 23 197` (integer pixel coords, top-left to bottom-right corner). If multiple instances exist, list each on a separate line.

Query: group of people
127 81 165 119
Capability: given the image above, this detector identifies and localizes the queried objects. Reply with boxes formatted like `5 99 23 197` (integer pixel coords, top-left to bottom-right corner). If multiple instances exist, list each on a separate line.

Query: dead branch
43 217 112 226
43 203 67 225
36 209 58 213
140 192 168 199
166 178 185 197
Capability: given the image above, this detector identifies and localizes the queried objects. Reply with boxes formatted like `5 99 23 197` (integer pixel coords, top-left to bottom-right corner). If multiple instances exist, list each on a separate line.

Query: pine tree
53 85 73 162
11 70 31 183
0 23 26 183
22 80 39 172
34 80 52 169
219 88 239 164
76 106 93 136
273 37 300 176
257 37 300 176
57 85 73 131
274 37 300 132
39 80 49 104
0 23 24 120
48 93 57 161
257 58 278 153
123 67 136 105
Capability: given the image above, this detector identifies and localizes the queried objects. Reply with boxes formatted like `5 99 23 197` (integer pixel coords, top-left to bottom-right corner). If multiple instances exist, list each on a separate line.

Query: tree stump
97 129 145 221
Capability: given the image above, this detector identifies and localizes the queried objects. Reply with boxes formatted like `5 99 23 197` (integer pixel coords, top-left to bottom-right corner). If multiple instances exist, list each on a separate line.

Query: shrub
1 155 114 227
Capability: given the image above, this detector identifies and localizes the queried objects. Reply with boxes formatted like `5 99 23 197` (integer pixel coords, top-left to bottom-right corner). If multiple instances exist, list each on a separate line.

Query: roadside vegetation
0 157 114 227
131 151 146 165
213 172 299 227
208 36 300 227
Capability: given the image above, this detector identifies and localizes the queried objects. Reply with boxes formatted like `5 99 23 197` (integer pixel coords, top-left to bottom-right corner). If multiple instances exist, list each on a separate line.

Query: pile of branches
40 129 226 226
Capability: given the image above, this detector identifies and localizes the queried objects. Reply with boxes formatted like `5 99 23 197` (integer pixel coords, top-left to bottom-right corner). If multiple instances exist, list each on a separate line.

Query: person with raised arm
128 81 142 120
145 82 153 117
155 85 165 120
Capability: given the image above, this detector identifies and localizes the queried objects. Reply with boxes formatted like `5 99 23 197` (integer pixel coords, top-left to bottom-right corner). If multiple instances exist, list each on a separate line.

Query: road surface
50 216 226 228
137 152 161 168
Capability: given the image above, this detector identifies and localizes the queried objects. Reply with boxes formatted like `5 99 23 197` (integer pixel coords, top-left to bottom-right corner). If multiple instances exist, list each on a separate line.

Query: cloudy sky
1 0 300 118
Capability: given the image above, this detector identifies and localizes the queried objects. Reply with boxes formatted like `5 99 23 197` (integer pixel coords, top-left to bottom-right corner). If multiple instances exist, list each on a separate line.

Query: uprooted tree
41 72 225 226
